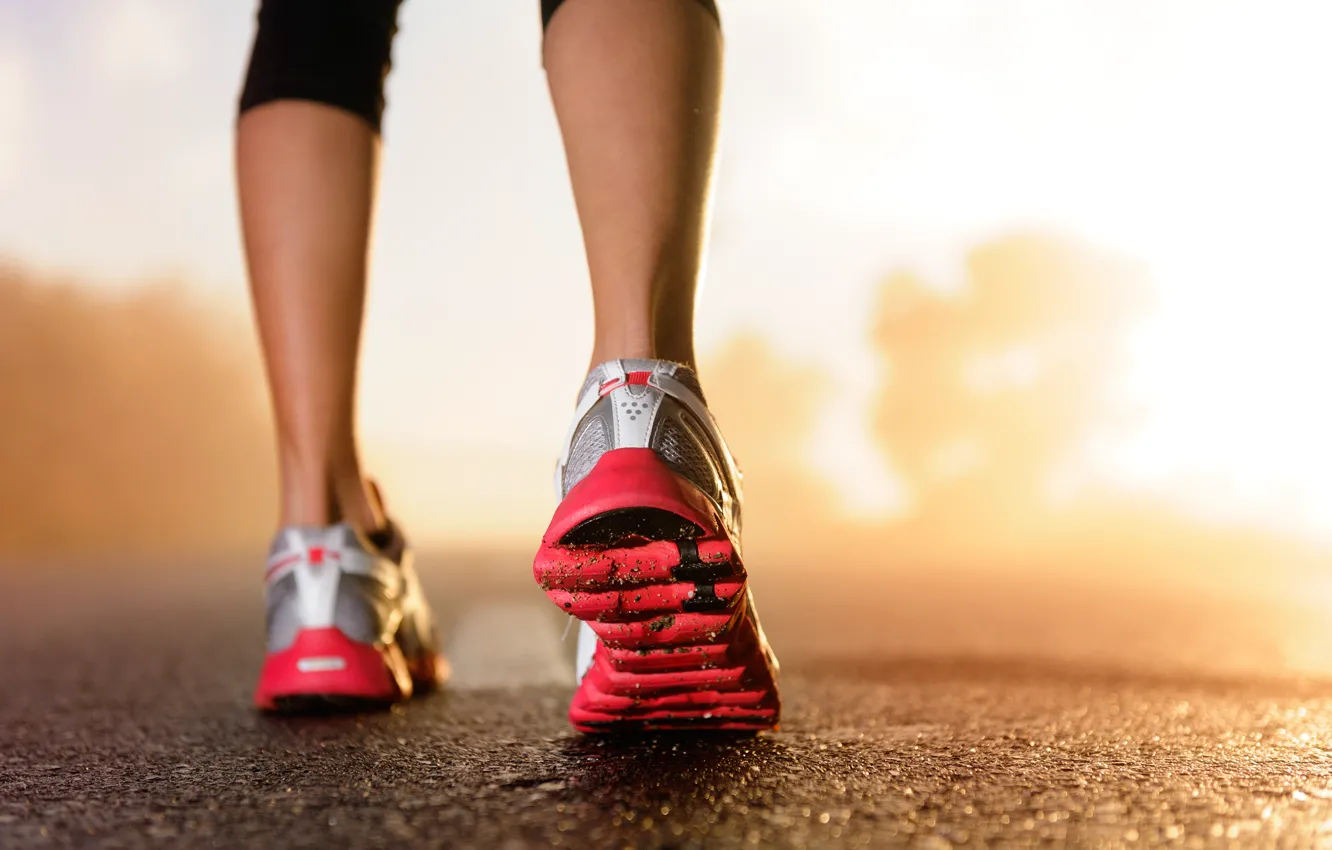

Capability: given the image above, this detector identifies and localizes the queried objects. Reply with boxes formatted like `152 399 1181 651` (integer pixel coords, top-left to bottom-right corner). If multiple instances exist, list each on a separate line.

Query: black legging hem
238 0 722 134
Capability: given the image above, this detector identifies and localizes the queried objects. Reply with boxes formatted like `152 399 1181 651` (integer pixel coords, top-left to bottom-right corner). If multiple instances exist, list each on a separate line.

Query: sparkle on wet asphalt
4 557 1332 848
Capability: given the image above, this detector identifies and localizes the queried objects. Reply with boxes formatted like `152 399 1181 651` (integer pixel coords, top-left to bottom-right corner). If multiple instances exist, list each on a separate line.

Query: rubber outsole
536 449 780 733
254 627 448 714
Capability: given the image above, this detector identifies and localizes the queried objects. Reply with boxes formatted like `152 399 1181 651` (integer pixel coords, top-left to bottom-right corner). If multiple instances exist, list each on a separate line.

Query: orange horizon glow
3 2 1332 560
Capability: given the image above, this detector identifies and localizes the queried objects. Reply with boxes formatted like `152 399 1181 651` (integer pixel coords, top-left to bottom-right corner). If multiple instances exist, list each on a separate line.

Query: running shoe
254 519 448 711
534 358 781 732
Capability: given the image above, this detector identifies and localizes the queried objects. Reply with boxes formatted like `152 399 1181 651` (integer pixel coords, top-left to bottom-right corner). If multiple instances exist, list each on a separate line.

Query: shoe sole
254 627 449 713
535 448 780 733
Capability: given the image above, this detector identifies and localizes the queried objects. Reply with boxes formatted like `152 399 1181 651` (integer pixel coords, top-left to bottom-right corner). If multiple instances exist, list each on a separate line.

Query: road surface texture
4 549 1332 848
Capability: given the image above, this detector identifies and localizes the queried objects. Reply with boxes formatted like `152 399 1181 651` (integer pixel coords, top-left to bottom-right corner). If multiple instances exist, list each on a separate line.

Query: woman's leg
534 1 780 735
239 1 449 712
237 102 382 531
542 0 723 372
236 0 403 531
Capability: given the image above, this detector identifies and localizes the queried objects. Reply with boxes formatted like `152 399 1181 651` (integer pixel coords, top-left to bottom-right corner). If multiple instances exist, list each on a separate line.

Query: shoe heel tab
270 525 328 554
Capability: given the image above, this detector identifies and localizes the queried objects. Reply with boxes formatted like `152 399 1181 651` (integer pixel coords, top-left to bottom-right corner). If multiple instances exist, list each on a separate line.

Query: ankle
276 451 381 530
589 335 696 372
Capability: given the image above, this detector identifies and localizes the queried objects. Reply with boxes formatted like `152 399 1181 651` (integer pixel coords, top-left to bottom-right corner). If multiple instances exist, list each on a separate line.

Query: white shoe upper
556 359 746 682
555 358 745 539
263 523 436 660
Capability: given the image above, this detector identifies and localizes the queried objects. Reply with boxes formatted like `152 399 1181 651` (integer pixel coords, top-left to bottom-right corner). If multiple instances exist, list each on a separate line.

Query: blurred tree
871 234 1150 531
703 333 839 545
0 264 275 556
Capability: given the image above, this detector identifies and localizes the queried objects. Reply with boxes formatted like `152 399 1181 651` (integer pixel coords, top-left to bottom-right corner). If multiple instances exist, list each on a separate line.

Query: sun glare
784 2 1332 540
6 1 1332 550
1103 250 1332 539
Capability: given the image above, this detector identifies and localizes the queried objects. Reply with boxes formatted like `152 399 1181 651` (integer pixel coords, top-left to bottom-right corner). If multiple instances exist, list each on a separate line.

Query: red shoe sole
535 449 780 733
253 627 446 712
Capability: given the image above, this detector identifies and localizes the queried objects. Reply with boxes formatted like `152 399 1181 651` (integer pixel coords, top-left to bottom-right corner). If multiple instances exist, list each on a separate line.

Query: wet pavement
4 551 1332 848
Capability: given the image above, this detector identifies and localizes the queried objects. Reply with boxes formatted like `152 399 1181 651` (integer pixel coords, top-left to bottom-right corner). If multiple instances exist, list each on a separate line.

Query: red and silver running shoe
534 359 781 732
254 520 448 711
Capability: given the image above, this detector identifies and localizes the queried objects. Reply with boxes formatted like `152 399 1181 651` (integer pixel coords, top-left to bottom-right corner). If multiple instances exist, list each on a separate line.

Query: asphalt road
4 551 1332 848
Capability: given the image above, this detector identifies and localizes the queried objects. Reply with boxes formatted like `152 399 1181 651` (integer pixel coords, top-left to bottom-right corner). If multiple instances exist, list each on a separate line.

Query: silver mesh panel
333 575 388 645
267 533 292 560
655 411 721 503
672 366 706 403
342 526 362 550
563 412 610 493
264 573 301 652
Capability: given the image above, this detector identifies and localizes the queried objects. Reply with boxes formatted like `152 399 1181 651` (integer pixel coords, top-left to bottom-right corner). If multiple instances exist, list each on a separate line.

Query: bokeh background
4 1 1332 657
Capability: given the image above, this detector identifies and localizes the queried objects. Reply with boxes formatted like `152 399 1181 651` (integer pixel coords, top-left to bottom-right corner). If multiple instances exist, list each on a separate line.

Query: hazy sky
3 0 1331 541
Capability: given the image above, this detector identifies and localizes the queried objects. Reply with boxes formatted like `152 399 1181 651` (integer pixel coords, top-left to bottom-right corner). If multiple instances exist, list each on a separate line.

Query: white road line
445 601 574 689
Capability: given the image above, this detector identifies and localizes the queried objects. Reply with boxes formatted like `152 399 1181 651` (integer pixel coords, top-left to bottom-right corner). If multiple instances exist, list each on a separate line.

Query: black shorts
238 0 721 133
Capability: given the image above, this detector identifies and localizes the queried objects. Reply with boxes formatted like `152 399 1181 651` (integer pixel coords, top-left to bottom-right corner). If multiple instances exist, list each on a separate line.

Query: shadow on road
549 734 802 820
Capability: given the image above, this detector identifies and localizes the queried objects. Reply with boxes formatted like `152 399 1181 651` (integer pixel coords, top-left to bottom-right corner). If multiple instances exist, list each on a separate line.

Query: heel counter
265 533 346 652
604 380 668 449
562 379 675 490
545 448 722 544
